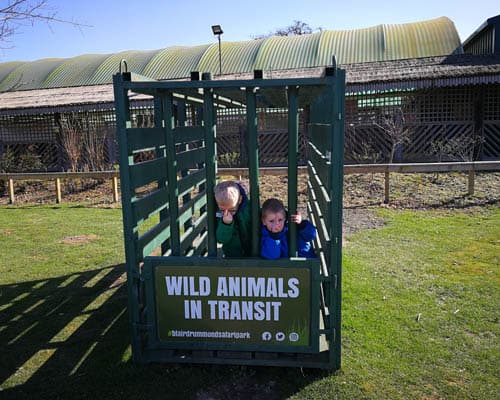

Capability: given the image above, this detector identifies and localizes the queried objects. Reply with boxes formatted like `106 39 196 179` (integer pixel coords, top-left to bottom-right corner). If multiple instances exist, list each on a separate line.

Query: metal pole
217 34 222 75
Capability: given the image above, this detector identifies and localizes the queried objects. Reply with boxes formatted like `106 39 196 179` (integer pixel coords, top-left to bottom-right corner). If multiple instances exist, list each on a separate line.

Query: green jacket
216 183 252 257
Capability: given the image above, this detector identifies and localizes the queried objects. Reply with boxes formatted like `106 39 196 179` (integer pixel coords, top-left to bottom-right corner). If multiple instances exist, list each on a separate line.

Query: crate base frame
113 65 345 370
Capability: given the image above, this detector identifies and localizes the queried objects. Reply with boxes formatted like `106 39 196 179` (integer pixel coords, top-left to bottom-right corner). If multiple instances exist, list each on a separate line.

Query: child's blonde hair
214 181 240 204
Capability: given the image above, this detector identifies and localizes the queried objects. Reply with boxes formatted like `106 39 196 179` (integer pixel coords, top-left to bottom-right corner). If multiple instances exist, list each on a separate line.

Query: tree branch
0 0 90 48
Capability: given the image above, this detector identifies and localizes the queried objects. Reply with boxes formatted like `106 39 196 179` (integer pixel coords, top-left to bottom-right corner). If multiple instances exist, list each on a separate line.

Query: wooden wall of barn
0 83 498 172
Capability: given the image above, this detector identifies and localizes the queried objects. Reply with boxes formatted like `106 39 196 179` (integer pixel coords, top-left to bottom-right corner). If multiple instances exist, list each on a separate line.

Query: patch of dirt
342 208 384 237
60 234 99 245
0 179 120 208
195 375 280 400
249 173 386 237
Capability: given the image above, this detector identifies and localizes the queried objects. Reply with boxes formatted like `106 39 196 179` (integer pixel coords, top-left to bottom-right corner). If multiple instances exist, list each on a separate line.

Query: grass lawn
0 204 498 399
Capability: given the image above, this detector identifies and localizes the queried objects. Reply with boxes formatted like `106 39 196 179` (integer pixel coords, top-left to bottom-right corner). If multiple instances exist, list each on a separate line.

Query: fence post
55 178 62 203
468 169 475 195
8 178 15 204
384 171 390 204
112 176 119 203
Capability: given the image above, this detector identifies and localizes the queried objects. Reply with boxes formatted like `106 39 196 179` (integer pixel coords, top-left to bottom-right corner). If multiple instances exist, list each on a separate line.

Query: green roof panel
385 17 461 59
90 49 159 84
144 44 211 79
42 53 111 88
254 32 322 70
198 39 264 75
0 58 64 92
0 16 462 92
0 62 24 89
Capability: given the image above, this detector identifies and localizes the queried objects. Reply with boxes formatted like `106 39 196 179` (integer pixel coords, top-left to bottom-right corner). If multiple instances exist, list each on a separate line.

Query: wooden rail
1 161 499 205
220 161 500 203
0 171 120 204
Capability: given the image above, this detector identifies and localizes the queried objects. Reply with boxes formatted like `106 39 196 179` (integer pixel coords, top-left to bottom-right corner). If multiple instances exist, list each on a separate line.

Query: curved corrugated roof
0 58 64 92
198 40 264 74
383 17 460 59
0 61 24 84
254 33 322 70
43 54 111 88
0 16 461 92
144 44 211 79
318 24 387 64
91 49 159 84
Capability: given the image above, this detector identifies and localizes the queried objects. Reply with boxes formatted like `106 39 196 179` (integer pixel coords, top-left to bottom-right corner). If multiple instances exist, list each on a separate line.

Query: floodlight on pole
211 24 223 75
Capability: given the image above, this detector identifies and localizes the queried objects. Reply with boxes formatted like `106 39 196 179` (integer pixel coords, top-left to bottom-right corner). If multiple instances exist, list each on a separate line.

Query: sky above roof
0 0 498 63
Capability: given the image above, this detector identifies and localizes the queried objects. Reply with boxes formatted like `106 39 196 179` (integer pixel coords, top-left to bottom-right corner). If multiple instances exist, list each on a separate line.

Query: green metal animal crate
113 64 345 369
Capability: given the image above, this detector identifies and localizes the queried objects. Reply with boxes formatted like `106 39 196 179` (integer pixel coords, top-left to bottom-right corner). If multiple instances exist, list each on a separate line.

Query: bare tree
0 0 87 48
429 131 481 162
351 140 382 164
57 114 82 172
253 20 321 40
57 113 110 172
81 124 107 172
373 107 412 163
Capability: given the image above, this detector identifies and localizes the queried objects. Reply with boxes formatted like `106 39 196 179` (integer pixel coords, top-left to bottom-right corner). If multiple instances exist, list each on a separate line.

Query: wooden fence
0 171 120 204
344 161 500 203
1 161 499 205
219 161 500 203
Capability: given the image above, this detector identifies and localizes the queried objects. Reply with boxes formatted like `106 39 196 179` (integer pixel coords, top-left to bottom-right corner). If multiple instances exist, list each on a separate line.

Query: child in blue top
260 198 317 259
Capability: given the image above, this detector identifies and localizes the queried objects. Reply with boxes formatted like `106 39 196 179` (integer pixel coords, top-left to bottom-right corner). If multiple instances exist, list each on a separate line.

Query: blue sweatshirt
260 220 317 259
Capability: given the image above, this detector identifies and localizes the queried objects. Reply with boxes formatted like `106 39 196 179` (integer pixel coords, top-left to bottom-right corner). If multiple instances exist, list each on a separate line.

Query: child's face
216 195 240 215
262 211 286 233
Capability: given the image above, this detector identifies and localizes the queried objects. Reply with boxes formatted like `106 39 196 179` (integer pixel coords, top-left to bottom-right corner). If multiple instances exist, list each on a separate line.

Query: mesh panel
1 85 499 170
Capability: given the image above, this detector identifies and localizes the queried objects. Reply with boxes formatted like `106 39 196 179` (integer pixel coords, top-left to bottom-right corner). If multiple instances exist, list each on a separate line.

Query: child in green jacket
214 181 252 257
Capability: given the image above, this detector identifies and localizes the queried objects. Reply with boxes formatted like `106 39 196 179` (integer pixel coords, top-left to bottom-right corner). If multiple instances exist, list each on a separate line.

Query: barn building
0 16 499 171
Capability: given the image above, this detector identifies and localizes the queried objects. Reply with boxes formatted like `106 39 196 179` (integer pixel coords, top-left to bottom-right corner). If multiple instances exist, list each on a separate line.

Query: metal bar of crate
204 88 217 257
287 85 299 257
246 87 260 257
112 72 143 363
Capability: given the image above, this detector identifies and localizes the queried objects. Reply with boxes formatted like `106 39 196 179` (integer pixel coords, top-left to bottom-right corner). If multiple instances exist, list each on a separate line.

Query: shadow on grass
0 265 327 400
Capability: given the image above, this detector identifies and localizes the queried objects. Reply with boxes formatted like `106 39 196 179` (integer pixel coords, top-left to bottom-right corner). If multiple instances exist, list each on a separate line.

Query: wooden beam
384 171 390 204
55 178 62 203
8 178 14 204
343 161 500 174
217 161 500 177
0 161 498 205
468 170 475 195
0 162 498 183
112 176 119 203
0 171 120 180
